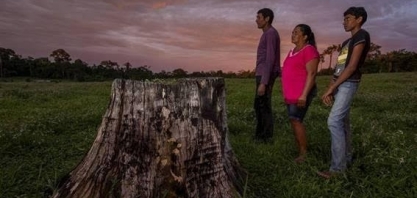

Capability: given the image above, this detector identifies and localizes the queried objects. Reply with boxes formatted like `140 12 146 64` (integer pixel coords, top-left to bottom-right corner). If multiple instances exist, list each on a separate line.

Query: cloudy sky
1 0 416 72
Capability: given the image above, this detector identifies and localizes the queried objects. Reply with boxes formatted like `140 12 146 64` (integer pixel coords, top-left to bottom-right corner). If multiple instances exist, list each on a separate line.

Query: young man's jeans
328 81 359 172
254 75 277 140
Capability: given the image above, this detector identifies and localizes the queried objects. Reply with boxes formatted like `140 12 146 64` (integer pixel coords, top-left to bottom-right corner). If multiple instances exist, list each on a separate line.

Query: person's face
256 13 269 29
291 27 307 45
343 14 362 32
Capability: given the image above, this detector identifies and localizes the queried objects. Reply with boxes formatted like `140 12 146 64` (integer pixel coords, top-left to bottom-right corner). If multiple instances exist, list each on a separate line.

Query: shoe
316 171 337 179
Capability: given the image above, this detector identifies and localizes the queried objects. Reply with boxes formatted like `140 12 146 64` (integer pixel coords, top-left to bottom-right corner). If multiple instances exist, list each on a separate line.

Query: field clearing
1 73 416 197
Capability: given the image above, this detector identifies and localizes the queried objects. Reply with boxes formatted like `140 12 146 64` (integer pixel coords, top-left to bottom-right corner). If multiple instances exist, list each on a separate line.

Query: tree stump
52 78 247 198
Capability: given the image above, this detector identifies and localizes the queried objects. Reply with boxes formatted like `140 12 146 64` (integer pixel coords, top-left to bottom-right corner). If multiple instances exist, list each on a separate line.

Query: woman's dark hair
257 8 274 24
344 7 367 25
296 24 316 48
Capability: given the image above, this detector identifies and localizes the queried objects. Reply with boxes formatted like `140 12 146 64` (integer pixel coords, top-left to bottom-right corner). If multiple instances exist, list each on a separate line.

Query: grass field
1 73 416 198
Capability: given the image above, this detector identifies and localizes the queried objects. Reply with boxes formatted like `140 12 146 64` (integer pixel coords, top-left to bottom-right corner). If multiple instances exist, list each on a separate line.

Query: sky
1 0 416 72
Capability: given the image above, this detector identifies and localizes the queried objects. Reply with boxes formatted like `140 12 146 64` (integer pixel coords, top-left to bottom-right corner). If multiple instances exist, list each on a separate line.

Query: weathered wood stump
52 78 246 198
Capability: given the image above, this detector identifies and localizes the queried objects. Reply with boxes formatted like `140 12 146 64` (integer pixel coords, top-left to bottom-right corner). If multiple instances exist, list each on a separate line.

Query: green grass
1 73 417 197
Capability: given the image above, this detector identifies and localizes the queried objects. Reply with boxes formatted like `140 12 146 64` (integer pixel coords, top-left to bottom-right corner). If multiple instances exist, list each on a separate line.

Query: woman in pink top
281 24 319 163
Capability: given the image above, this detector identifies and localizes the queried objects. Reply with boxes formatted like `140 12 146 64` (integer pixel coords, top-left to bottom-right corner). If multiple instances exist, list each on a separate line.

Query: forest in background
1 43 416 81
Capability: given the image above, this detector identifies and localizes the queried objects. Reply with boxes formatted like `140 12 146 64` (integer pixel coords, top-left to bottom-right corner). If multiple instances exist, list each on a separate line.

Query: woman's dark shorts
286 86 317 122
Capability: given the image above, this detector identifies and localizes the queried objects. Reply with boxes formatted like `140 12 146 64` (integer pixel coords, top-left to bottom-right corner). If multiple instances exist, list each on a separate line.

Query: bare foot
294 155 306 164
316 171 338 179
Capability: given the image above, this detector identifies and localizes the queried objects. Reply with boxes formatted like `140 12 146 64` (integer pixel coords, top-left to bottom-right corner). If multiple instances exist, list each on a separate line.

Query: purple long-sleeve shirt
256 26 281 85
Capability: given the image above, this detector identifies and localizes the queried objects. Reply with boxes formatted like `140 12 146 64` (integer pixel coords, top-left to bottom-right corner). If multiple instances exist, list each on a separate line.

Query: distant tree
26 56 35 77
216 70 224 77
155 70 171 78
100 60 119 70
33 57 53 78
322 44 341 72
367 42 382 60
206 70 217 77
71 59 91 81
389 49 417 72
123 62 132 71
379 51 394 72
129 65 153 80
172 68 188 78
50 49 71 63
225 71 237 78
361 43 383 74
50 49 72 78
0 48 17 60
0 48 18 77
190 71 204 77
319 54 325 71
237 69 255 78
9 55 26 77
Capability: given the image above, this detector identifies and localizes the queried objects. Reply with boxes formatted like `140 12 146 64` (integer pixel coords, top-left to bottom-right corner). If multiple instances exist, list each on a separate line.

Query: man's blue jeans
328 81 359 172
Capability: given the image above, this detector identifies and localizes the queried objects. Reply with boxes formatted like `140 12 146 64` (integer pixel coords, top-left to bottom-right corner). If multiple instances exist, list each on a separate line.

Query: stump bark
52 78 246 198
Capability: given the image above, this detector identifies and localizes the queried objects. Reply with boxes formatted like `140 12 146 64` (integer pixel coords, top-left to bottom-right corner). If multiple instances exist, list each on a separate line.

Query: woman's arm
298 58 319 107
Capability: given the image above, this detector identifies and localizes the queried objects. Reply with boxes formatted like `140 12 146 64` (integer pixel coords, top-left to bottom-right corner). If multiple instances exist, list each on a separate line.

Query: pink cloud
151 0 188 9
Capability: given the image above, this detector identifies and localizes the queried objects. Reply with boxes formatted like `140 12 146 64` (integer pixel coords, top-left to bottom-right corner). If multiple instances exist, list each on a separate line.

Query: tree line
319 43 417 74
0 45 416 81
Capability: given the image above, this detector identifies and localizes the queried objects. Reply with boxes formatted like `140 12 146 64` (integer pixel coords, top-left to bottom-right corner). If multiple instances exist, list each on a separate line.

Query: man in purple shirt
254 8 281 142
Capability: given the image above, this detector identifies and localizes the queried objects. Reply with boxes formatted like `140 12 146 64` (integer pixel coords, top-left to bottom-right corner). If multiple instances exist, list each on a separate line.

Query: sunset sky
1 0 416 72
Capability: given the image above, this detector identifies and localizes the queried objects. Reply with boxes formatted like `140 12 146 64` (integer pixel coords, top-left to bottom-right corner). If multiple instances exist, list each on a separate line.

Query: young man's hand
321 87 335 106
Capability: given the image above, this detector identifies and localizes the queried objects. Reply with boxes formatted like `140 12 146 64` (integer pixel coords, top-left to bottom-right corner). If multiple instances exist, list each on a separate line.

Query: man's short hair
344 7 367 26
258 8 274 24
